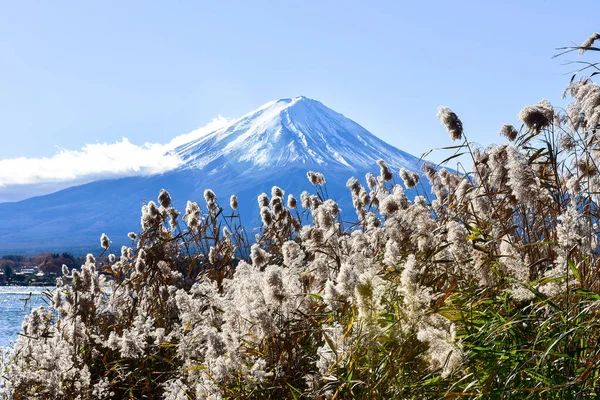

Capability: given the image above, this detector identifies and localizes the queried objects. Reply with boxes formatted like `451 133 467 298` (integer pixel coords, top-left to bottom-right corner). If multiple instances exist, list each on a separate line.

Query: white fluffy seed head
86 254 96 265
580 32 600 55
100 233 110 250
365 172 378 190
204 189 218 212
307 171 326 185
376 160 393 182
167 208 180 230
271 186 284 198
271 197 284 217
184 201 201 228
423 163 437 183
499 124 518 141
300 191 311 209
518 99 554 133
141 201 161 230
136 257 146 274
346 177 361 194
260 206 273 226
258 193 269 208
437 106 463 141
203 189 216 203
230 195 238 210
250 244 269 269
380 196 399 215
135 249 147 273
158 189 172 208
287 194 297 209
399 168 416 189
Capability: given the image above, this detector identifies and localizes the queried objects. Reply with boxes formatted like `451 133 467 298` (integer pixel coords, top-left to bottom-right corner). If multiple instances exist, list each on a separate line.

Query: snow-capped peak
0 96 429 251
173 96 419 173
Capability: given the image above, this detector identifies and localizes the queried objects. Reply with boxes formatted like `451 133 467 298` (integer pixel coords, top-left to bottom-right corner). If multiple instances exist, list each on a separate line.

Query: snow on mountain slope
173 96 421 173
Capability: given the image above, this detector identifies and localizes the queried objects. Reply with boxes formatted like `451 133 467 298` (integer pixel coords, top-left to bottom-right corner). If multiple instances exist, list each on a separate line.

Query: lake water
0 286 49 348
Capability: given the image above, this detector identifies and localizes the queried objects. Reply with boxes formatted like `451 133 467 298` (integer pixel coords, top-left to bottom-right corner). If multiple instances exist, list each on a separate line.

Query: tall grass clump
3 34 600 399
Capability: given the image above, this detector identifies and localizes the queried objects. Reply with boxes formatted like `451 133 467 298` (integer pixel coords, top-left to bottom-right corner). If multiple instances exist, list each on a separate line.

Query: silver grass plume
208 247 216 264
560 134 575 151
250 244 269 269
141 201 161 230
577 158 598 178
346 177 361 195
287 194 297 209
258 193 269 208
300 191 311 209
183 201 201 228
100 233 110 250
120 245 129 260
437 106 463 141
376 159 393 182
86 253 96 265
260 206 273 226
422 162 437 183
307 171 326 185
499 124 518 141
204 188 216 203
271 186 284 198
365 172 378 190
566 175 582 194
230 195 238 211
269 196 284 218
411 172 420 186
518 99 554 133
399 168 417 189
136 249 147 274
204 189 218 213
365 212 381 228
439 168 451 186
380 196 399 215
565 81 600 131
222 226 231 241
579 32 600 55
158 189 172 208
167 207 180 230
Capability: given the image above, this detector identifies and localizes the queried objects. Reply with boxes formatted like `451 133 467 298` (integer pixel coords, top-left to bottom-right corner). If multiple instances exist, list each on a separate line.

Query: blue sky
0 0 598 196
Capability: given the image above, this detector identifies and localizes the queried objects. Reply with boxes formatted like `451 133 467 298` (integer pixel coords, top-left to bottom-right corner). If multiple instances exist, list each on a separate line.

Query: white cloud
165 115 231 150
0 138 180 186
0 116 232 202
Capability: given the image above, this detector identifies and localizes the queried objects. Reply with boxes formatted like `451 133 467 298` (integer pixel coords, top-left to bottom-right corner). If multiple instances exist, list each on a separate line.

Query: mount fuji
0 96 427 253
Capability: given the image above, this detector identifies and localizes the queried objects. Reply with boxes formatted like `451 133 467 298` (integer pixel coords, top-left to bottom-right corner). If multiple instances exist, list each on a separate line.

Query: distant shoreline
0 282 55 287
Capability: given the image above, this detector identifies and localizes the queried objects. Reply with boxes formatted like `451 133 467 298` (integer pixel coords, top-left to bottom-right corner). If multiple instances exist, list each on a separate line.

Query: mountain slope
0 96 427 253
174 96 419 172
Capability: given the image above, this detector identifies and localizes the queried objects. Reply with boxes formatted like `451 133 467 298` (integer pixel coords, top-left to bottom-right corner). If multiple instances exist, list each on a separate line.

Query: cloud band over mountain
0 117 230 202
